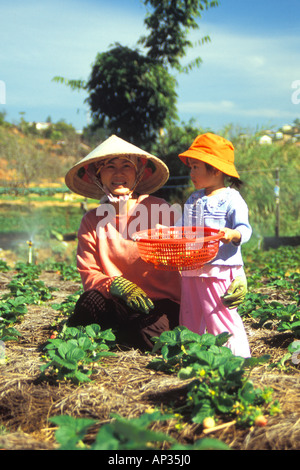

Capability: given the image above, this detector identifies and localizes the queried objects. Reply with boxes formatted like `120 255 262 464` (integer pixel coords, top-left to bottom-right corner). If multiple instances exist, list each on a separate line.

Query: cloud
178 100 235 114
184 24 299 88
175 22 300 128
177 99 300 124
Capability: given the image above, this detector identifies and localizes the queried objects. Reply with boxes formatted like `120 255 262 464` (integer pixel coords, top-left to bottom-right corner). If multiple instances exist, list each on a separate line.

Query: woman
64 135 182 351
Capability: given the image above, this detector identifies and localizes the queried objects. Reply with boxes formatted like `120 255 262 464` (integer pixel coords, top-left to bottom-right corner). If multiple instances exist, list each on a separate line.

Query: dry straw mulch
0 271 299 450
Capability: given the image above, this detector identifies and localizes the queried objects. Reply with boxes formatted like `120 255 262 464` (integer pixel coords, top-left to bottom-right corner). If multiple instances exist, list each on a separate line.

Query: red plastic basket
133 226 224 271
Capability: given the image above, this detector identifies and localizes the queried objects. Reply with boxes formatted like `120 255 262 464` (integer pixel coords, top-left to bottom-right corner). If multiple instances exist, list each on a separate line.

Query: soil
0 265 299 451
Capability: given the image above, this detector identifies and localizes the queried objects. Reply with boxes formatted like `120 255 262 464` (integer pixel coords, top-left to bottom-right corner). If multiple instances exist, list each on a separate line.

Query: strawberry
202 417 215 429
254 415 267 427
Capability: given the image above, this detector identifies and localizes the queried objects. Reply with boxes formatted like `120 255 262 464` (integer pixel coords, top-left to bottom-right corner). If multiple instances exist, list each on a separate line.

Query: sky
1 0 300 133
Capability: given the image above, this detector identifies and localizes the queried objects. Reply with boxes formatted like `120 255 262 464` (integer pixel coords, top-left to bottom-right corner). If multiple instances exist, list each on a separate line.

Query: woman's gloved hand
221 275 247 309
109 276 154 314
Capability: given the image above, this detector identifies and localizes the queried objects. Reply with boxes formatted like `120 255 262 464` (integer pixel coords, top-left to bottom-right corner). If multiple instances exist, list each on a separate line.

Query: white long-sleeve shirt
181 187 252 275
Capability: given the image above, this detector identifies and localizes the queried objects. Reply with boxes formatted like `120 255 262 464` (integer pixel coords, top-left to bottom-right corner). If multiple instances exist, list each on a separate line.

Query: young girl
178 132 252 357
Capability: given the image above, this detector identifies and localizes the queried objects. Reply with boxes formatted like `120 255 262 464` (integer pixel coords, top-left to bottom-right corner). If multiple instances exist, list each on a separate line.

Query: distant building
28 122 52 131
35 122 51 131
259 135 272 145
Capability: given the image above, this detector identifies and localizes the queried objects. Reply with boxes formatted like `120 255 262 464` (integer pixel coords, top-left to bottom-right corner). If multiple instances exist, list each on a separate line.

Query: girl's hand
221 275 248 309
219 228 241 244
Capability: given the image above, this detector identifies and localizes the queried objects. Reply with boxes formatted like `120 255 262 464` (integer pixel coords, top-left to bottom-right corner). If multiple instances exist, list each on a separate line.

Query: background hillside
0 113 299 246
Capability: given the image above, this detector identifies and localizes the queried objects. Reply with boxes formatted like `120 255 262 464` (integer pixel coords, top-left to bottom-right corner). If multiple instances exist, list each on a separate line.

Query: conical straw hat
65 135 169 199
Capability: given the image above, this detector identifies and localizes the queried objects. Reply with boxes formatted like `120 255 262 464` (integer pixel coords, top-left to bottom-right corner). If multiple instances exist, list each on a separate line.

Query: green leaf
73 370 92 383
77 336 93 351
238 381 258 404
91 426 119 450
243 355 270 368
178 366 195 380
51 356 78 370
50 415 95 449
85 324 101 337
66 346 86 363
191 402 215 424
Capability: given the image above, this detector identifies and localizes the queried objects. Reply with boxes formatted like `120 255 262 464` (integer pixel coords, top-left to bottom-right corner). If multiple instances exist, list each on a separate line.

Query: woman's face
99 157 137 196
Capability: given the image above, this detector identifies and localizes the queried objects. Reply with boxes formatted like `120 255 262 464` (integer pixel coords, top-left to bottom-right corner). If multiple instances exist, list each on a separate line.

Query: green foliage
140 0 219 71
51 291 82 317
53 0 219 146
233 139 300 238
40 323 116 384
0 297 28 324
49 412 229 450
0 247 298 448
47 262 81 282
241 246 300 338
149 326 278 426
0 186 70 196
0 296 25 342
0 203 83 238
0 260 10 272
6 274 56 304
239 295 300 335
86 44 178 147
0 325 22 342
0 262 54 342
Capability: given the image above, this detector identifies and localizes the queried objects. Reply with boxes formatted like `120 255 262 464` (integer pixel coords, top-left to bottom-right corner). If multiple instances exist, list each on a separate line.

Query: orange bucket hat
178 132 240 178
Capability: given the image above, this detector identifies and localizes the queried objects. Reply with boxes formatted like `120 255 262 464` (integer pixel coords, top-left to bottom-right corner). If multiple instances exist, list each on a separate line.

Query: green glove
110 276 154 314
221 275 247 309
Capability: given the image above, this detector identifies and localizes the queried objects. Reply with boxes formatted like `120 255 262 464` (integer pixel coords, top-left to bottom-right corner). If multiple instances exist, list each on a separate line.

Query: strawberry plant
0 260 10 272
149 326 279 427
41 339 91 383
277 310 300 337
51 291 82 317
238 292 300 337
46 261 81 281
1 262 56 305
14 261 42 279
0 297 28 324
0 297 27 342
0 325 22 342
49 412 229 450
6 277 56 304
40 323 116 383
237 292 269 318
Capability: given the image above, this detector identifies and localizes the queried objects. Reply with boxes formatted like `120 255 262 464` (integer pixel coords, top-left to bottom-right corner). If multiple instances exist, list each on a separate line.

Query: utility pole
274 168 280 237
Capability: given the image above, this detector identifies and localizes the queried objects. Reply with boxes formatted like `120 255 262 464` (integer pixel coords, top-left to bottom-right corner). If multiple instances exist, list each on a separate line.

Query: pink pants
180 275 251 358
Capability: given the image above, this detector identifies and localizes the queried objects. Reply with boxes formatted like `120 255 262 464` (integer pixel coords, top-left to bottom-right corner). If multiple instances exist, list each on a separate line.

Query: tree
53 0 219 146
86 44 178 147
140 0 219 71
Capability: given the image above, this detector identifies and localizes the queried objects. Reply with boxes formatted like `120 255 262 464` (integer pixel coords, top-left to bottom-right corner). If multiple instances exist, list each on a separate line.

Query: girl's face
188 158 224 193
99 157 137 196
